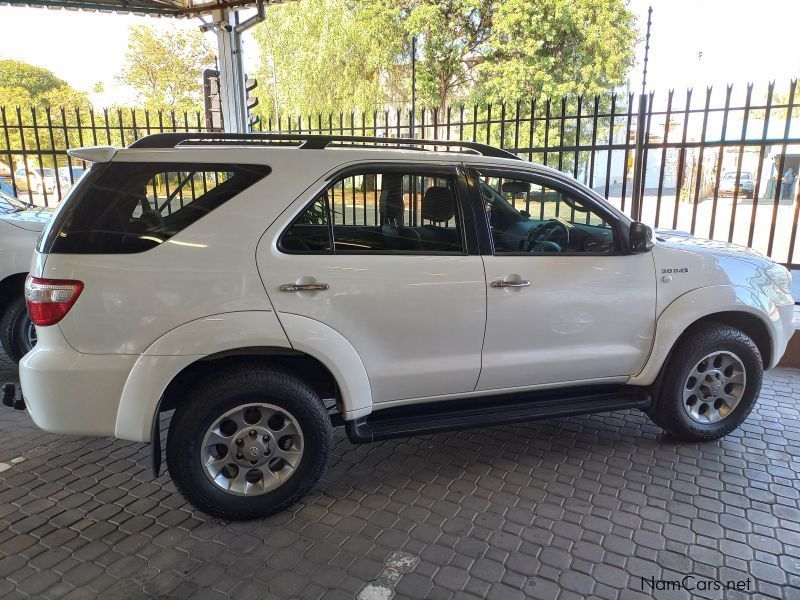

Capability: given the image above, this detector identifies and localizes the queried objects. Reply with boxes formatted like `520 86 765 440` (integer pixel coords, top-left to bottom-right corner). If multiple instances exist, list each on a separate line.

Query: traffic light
202 69 223 131
245 77 260 131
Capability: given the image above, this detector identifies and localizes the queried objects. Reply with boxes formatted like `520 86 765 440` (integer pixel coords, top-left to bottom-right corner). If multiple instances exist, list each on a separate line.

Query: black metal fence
3 80 800 265
0 107 206 208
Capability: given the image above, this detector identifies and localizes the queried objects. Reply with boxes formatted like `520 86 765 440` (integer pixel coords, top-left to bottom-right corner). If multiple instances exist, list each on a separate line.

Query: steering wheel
522 219 570 252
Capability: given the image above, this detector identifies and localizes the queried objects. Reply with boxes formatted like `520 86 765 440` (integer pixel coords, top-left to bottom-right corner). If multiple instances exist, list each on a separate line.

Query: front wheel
648 323 762 441
0 296 36 363
166 364 332 520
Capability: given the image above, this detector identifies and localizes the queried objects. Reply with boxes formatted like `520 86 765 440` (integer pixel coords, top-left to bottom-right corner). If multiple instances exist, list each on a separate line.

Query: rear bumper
18 326 136 437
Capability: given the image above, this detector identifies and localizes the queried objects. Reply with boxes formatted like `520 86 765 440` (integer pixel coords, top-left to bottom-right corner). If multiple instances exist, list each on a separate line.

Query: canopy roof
0 0 289 17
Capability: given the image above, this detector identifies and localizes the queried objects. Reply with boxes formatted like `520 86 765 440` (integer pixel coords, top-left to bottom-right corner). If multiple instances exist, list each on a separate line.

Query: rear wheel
648 323 762 441
0 296 36 363
166 364 332 520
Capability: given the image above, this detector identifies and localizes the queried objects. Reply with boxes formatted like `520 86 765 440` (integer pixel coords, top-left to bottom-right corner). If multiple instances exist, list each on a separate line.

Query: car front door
470 167 657 391
258 164 487 405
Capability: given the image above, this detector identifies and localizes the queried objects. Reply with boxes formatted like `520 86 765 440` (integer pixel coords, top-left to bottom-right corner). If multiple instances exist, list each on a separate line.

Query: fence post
631 94 649 221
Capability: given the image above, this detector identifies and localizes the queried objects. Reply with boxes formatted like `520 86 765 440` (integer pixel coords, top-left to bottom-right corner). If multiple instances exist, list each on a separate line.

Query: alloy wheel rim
200 402 304 496
682 351 746 424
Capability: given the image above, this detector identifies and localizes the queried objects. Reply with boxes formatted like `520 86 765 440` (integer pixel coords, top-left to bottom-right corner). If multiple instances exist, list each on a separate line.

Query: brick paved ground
1 350 799 600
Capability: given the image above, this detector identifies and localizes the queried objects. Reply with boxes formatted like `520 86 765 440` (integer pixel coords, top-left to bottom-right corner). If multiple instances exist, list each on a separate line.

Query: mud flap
150 407 162 478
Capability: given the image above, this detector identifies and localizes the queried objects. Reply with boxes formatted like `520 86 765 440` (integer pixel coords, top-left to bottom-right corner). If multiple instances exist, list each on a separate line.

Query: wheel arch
682 311 772 367
114 311 374 442
0 272 27 315
159 348 341 414
630 285 786 386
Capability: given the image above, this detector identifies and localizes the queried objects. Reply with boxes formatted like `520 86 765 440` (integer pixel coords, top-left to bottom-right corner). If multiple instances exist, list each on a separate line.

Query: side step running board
346 385 651 443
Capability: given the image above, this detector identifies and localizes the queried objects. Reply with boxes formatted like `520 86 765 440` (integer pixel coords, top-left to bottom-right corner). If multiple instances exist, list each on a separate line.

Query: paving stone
0 354 798 599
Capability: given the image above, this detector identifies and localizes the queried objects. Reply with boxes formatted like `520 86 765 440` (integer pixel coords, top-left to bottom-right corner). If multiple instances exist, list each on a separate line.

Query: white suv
11 133 795 520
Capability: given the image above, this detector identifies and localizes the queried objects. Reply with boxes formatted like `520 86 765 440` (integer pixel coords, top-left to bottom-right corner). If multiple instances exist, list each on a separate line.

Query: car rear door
469 166 657 391
258 163 487 405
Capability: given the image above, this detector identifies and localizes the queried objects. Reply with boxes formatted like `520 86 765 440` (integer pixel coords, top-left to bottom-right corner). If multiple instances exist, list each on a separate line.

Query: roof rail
127 132 522 161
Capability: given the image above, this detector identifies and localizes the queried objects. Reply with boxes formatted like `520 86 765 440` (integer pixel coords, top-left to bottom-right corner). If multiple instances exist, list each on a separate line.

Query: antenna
642 6 653 96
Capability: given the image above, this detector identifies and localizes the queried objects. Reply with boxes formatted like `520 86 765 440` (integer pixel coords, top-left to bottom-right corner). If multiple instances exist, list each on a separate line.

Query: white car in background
8 133 796 521
0 188 54 361
14 167 57 195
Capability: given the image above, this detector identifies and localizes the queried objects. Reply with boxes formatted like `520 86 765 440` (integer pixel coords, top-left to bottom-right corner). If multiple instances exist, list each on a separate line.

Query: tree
118 25 215 114
479 0 637 102
0 60 67 98
251 0 405 123
0 60 90 110
0 61 92 176
399 0 494 114
251 0 636 124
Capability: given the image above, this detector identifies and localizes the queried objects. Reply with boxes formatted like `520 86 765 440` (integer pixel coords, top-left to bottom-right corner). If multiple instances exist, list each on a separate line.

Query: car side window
280 171 465 254
42 162 270 254
279 197 332 253
478 172 616 254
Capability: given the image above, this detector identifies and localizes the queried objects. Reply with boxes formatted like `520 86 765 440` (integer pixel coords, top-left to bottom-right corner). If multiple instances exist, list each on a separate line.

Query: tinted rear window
41 162 269 254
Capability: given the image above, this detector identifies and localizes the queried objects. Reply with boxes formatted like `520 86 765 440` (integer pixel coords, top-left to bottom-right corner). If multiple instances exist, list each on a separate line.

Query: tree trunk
438 76 449 140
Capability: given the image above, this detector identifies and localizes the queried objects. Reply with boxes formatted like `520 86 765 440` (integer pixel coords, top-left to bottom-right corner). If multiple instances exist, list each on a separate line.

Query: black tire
648 322 762 441
166 364 332 520
0 296 36 363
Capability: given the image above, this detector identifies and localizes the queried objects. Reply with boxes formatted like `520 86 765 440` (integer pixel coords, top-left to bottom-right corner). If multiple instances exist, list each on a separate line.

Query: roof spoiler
66 146 117 163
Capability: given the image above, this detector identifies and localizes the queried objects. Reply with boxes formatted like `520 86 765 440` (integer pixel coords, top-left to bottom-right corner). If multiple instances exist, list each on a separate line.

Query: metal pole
212 4 265 133
641 7 652 96
411 35 417 138
631 94 649 221
214 8 246 133
270 55 279 122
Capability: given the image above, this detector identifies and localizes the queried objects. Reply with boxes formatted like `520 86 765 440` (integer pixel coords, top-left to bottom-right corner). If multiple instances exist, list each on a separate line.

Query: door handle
279 283 330 292
490 279 531 288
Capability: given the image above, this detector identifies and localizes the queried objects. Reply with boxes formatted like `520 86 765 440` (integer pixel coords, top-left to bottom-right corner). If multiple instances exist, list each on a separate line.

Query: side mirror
630 221 654 253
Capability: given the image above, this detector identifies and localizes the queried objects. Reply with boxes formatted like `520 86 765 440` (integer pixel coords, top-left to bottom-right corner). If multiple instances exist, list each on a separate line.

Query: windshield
0 189 28 213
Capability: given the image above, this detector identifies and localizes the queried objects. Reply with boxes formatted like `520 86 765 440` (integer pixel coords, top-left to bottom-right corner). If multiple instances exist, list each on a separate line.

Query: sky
627 0 800 105
0 0 798 107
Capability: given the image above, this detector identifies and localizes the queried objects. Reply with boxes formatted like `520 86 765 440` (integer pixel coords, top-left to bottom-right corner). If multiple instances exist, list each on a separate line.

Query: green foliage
480 0 637 102
251 0 637 121
0 60 90 110
0 60 67 98
118 25 215 113
400 0 494 110
251 0 405 123
0 60 92 173
0 87 33 110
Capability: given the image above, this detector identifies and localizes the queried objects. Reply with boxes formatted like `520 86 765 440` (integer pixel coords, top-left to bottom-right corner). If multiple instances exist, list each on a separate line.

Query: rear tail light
25 275 84 326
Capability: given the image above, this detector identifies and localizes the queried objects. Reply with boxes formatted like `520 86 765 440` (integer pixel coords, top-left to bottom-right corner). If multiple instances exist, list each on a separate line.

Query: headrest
422 186 456 222
380 173 405 222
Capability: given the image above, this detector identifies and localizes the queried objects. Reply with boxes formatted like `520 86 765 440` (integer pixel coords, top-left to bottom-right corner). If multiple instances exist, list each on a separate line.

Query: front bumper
772 300 796 369
18 326 137 437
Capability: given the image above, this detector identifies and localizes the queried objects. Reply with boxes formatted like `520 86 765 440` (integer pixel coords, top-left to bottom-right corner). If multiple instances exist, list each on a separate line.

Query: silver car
719 171 755 199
